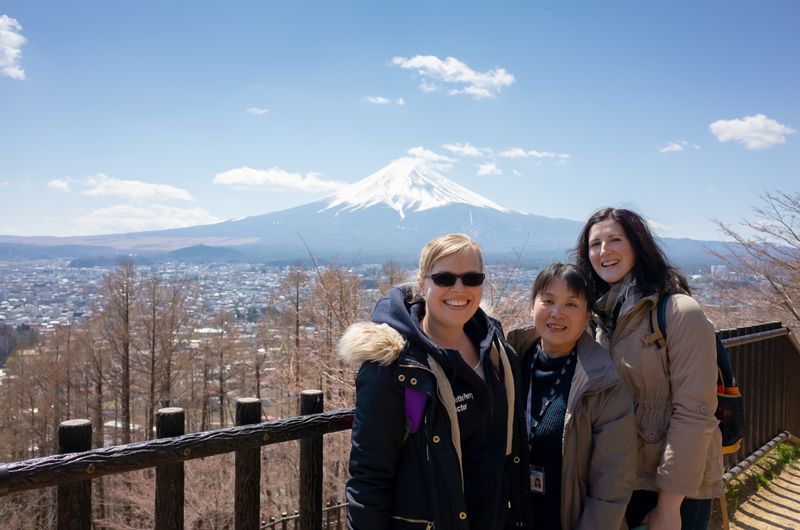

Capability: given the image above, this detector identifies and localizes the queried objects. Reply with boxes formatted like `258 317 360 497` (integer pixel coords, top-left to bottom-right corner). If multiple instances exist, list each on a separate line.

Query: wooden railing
717 322 800 466
1 323 799 529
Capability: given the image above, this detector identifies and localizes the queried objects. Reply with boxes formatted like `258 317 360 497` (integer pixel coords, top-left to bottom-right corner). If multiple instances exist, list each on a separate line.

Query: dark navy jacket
339 287 530 530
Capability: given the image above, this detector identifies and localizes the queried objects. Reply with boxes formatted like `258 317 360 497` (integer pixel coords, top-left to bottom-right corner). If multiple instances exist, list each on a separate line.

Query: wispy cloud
47 178 70 192
407 146 455 163
659 140 701 153
442 142 489 157
363 95 405 106
407 146 455 171
76 204 220 235
512 170 522 177
391 55 514 99
647 219 673 235
81 174 194 201
477 162 502 176
498 147 570 160
0 181 8 187
0 15 26 80
213 167 346 192
246 107 269 116
659 142 683 153
709 114 795 150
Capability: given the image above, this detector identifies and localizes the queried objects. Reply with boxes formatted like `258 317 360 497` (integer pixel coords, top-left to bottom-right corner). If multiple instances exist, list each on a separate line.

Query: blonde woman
339 234 527 530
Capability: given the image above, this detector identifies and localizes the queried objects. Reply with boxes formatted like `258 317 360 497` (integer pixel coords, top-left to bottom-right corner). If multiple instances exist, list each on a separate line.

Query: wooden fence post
57 419 92 530
155 407 185 530
235 397 263 530
299 390 323 530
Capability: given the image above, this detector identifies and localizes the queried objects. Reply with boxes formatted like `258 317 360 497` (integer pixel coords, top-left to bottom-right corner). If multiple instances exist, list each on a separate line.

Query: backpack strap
643 294 670 350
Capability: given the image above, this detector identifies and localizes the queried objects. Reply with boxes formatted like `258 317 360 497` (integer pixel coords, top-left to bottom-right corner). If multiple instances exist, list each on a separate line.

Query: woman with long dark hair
575 208 722 530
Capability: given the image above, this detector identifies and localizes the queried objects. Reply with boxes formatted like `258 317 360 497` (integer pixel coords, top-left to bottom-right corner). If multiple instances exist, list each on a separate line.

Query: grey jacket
507 328 636 530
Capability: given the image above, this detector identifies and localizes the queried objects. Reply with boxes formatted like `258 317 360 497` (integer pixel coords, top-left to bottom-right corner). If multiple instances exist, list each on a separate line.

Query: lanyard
528 347 576 439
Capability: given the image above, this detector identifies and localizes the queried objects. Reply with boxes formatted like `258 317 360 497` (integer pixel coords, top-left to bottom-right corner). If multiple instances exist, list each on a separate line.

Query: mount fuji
0 158 724 267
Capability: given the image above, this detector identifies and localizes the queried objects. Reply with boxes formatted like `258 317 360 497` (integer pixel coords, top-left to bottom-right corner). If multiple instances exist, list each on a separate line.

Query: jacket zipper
390 515 434 528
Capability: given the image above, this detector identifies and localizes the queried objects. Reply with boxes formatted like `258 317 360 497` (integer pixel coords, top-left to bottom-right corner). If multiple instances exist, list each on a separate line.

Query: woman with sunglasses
339 233 527 530
575 208 723 530
507 262 636 530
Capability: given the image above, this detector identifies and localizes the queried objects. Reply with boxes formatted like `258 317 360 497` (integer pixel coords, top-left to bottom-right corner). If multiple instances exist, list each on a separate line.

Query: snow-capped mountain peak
321 157 510 218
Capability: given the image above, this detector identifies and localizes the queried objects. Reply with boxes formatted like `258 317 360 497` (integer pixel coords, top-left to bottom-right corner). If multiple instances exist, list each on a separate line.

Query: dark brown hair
574 207 690 297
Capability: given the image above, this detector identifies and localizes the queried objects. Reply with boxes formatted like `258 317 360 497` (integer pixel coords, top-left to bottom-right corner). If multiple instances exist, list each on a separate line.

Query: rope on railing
722 431 791 485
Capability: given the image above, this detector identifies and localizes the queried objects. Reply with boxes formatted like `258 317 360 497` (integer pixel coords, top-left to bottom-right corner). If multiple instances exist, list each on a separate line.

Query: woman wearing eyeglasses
339 233 528 530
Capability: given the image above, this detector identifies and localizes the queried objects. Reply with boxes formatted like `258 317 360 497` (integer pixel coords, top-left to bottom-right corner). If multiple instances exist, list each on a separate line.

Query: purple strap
404 387 428 434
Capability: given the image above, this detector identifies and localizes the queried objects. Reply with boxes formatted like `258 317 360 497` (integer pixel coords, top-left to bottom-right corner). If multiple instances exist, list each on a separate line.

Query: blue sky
1 1 797 240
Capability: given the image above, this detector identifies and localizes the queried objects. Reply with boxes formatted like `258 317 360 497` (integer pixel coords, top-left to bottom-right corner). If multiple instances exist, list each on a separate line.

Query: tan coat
508 328 636 530
597 293 723 499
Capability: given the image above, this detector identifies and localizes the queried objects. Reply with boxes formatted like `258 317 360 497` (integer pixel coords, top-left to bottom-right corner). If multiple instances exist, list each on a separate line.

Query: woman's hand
642 491 684 530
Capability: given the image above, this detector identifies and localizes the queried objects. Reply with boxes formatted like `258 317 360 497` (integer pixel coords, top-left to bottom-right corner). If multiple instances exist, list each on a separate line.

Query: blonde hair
417 233 484 285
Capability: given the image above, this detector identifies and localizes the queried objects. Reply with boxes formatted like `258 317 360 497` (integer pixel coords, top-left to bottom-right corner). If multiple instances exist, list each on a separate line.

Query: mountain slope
0 157 727 267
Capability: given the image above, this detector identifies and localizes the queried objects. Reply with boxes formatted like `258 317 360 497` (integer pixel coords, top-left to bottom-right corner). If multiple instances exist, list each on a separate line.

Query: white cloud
246 107 269 116
76 204 220 235
81 174 194 201
213 166 345 192
363 95 405 106
477 162 502 176
498 147 528 159
0 181 8 187
709 114 795 150
692 144 701 150
407 146 455 163
499 147 571 160
512 170 522 177
442 142 488 157
47 179 70 192
0 15 26 80
647 219 672 235
391 55 514 99
659 142 684 153
407 146 455 171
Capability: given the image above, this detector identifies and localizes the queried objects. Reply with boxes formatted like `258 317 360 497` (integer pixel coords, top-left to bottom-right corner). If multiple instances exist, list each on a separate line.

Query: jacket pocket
635 400 670 478
390 515 435 529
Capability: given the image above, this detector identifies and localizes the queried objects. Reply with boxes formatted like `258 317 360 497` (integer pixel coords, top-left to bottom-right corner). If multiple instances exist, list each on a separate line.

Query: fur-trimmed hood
338 321 406 368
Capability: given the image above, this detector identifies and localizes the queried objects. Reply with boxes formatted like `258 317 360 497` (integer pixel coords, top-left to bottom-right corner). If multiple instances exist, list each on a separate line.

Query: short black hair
531 262 596 308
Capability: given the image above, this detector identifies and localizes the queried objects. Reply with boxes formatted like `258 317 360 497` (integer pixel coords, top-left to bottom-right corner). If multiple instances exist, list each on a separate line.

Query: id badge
529 466 545 494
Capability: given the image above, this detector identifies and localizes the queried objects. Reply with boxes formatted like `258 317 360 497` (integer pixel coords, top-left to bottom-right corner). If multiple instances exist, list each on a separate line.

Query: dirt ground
712 460 800 529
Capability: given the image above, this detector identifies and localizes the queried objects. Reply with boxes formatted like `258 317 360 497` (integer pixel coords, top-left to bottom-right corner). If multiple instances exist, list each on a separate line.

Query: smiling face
419 249 483 334
587 219 637 285
532 277 590 357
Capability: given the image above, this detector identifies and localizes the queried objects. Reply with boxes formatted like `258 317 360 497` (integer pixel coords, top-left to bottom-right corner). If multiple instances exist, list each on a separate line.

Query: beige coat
597 293 723 499
508 328 636 530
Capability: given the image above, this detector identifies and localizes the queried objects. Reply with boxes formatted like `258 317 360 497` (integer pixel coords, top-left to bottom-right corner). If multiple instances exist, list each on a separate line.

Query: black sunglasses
426 271 486 287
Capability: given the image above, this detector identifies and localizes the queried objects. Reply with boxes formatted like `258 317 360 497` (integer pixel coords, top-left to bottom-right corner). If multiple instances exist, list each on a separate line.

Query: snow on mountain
321 157 510 218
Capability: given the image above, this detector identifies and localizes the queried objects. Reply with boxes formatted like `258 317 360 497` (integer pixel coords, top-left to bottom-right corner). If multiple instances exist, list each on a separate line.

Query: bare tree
99 259 140 444
714 189 800 326
378 259 409 294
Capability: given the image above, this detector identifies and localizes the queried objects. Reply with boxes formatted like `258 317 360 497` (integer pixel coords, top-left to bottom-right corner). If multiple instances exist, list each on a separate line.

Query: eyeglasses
425 271 486 287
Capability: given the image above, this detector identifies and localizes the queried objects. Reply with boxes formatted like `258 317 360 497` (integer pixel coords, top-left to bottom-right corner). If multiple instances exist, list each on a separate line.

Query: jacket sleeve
346 360 405 530
656 295 720 496
576 381 636 530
